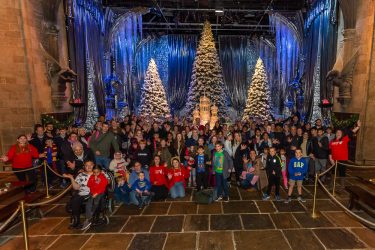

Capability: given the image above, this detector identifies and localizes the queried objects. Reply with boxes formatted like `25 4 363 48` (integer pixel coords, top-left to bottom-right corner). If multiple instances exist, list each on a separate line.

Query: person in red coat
1 135 41 192
82 165 108 230
329 121 360 178
167 157 190 199
149 155 169 200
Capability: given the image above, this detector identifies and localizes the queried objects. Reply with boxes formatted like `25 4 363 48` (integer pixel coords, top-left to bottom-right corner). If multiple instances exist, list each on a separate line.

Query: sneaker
81 219 91 231
297 196 306 203
214 196 223 202
223 196 230 202
275 195 282 201
284 197 292 203
262 195 270 201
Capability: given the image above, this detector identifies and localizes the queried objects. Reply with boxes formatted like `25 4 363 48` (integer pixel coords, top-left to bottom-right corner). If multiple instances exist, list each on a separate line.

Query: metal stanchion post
20 200 29 250
312 173 319 218
43 161 50 199
332 160 338 196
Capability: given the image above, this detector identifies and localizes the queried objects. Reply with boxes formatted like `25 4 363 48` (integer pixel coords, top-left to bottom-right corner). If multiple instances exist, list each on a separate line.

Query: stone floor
0 172 374 250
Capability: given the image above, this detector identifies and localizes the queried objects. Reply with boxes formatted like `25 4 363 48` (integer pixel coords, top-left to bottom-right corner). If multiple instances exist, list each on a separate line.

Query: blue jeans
135 192 152 207
241 174 256 189
129 191 140 206
303 157 310 180
215 173 229 198
95 156 110 169
170 182 185 199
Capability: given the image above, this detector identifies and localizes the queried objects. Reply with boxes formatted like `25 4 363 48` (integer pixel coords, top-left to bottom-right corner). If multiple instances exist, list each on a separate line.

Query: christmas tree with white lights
243 57 271 122
185 21 228 117
138 59 171 121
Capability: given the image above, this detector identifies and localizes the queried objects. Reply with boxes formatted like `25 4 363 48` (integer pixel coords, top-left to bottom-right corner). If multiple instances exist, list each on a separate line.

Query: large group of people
0 113 360 230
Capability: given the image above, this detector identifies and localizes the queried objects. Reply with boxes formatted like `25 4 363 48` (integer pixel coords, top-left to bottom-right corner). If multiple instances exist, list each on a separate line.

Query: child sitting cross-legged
132 171 152 209
82 165 108 230
285 148 308 203
114 175 132 205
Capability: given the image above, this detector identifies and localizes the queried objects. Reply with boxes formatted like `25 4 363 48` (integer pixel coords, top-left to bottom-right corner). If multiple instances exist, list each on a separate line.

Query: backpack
194 189 214 204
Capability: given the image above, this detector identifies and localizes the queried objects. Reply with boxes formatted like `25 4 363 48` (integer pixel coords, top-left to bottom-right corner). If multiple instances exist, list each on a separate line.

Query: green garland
331 113 359 130
41 113 75 129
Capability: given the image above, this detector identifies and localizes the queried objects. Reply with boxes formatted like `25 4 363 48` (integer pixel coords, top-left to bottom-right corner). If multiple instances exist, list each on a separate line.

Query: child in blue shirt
132 171 152 209
285 148 307 203
194 146 210 191
114 175 132 205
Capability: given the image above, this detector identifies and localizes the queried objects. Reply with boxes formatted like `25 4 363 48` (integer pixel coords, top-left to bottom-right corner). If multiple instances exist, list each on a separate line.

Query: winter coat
89 131 119 158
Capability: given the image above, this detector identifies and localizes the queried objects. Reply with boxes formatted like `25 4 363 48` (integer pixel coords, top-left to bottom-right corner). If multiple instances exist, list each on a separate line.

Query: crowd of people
0 114 360 230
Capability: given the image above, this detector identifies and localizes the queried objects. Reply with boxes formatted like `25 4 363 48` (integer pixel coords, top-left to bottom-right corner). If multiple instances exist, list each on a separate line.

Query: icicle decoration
310 52 322 123
83 58 99 130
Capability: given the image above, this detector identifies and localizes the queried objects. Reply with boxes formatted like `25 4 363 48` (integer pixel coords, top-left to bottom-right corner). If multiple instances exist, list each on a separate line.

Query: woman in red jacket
167 157 190 199
0 135 40 192
329 121 360 178
149 155 168 200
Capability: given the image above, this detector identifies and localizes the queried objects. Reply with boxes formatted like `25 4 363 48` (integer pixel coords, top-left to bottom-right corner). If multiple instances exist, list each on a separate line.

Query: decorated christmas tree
138 58 171 121
242 57 271 122
185 21 228 118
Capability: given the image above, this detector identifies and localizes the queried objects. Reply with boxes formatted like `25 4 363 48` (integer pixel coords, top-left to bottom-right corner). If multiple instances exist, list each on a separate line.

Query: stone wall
356 0 375 164
331 0 375 164
0 0 69 153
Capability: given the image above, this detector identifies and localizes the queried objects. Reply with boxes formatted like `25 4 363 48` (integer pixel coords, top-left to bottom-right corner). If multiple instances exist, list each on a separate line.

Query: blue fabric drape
219 36 250 112
111 14 143 112
303 0 338 120
258 39 277 113
270 14 301 115
67 0 107 123
168 35 197 112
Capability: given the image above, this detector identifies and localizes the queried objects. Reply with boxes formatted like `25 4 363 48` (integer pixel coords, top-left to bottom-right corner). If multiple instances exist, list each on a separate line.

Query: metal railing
0 163 72 250
311 160 375 229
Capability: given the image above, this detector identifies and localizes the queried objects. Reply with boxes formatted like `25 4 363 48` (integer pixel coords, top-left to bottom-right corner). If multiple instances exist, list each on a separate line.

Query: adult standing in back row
89 122 119 169
311 128 329 181
329 120 360 179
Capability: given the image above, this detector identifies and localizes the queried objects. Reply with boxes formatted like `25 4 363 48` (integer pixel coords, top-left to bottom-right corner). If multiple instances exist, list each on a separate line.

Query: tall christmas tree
138 58 171 121
185 21 228 117
242 57 271 122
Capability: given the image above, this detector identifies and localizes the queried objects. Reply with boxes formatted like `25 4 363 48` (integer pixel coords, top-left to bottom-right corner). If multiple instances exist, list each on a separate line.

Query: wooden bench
345 185 375 217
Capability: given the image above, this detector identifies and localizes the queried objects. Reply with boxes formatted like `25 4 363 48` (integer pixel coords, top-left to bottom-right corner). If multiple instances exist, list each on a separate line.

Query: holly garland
41 113 75 129
331 113 359 130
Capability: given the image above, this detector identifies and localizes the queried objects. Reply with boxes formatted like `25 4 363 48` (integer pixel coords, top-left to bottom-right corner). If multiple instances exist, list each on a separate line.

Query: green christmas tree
138 58 171 121
243 57 271 122
185 21 228 117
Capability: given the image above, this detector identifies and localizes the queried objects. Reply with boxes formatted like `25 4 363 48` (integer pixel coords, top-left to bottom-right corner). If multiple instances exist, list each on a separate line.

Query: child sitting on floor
132 171 152 209
114 175 132 205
